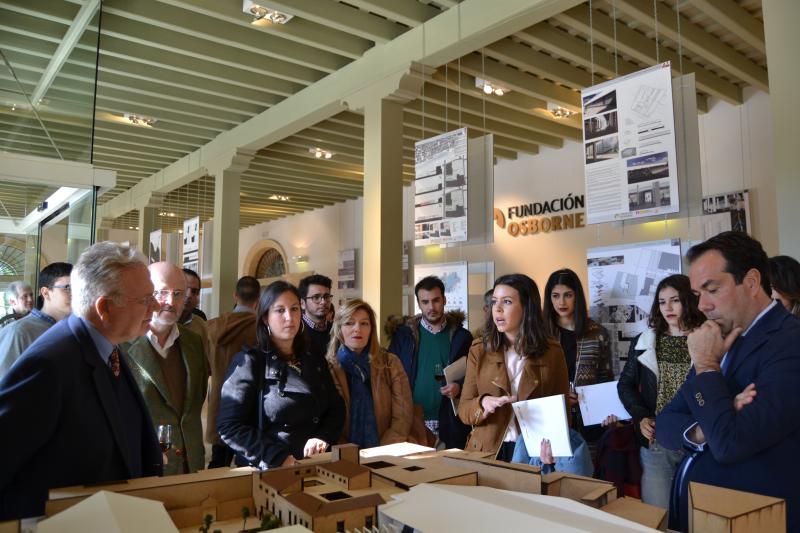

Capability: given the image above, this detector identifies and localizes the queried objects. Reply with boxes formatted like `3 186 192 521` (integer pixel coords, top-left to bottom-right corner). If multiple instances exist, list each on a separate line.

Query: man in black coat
0 242 163 520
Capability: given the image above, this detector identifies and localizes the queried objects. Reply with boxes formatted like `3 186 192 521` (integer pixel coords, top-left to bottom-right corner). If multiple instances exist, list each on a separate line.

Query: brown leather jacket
328 349 414 445
457 338 569 454
205 310 257 445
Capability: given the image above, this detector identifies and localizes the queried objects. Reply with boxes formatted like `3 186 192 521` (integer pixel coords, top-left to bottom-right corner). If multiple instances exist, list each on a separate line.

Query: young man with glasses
0 262 73 380
298 274 334 359
122 262 208 476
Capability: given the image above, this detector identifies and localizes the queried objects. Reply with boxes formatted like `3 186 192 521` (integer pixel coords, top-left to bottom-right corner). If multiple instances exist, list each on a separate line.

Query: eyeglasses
305 294 333 303
124 293 157 306
153 289 185 301
51 284 71 292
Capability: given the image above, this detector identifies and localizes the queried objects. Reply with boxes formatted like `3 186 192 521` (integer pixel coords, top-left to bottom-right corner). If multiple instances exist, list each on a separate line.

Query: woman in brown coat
327 299 414 447
458 273 569 461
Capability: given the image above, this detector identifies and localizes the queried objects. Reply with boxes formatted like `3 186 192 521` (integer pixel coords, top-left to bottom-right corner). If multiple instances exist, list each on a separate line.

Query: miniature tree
241 506 250 531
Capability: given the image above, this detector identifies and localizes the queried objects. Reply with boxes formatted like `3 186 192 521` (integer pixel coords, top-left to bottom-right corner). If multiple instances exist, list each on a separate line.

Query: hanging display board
182 216 200 272
701 189 750 238
414 128 468 246
413 261 468 327
587 238 682 376
582 62 679 224
148 230 162 264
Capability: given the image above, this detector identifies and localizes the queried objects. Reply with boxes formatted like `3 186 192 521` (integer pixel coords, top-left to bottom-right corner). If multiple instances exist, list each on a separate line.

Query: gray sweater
0 312 54 380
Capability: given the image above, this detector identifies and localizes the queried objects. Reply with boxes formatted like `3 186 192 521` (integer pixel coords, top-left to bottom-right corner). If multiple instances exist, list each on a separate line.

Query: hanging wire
445 62 449 131
611 0 619 76
675 0 684 74
653 0 660 63
588 0 595 85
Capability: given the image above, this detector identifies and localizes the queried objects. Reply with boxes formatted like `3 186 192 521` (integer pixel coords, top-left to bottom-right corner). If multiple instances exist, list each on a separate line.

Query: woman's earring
267 325 272 337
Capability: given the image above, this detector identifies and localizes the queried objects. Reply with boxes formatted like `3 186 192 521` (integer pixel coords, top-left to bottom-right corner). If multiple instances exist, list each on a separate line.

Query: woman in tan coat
458 273 569 461
327 299 414 447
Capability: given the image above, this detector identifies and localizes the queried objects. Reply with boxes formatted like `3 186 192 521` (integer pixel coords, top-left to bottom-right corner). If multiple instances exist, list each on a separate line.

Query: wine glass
433 363 446 384
157 424 173 453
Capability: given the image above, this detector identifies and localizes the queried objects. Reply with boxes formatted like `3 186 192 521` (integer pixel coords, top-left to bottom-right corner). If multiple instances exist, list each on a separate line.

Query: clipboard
443 356 467 414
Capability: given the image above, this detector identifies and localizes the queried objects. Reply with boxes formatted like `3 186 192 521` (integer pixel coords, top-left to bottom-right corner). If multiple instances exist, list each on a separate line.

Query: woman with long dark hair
458 273 569 461
617 274 705 509
542 268 614 438
326 299 413 447
217 281 344 468
768 255 800 317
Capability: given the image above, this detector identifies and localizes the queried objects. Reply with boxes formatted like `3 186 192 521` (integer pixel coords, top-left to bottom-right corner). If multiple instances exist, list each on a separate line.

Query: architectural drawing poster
337 249 356 290
414 128 468 246
148 230 162 264
182 216 200 271
582 62 679 224
414 261 468 327
587 239 682 376
701 189 750 239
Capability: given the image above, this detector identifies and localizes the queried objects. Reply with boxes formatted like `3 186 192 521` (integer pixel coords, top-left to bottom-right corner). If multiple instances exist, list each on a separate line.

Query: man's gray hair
71 241 148 318
5 281 31 305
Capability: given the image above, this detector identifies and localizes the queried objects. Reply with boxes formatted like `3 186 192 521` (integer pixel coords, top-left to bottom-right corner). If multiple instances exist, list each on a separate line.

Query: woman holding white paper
542 268 616 439
617 274 705 509
458 273 569 461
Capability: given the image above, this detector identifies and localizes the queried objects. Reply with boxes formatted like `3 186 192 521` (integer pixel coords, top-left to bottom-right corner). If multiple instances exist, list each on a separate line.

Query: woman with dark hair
458 273 569 461
542 268 614 438
617 274 705 509
768 255 800 317
217 280 344 468
326 299 413 447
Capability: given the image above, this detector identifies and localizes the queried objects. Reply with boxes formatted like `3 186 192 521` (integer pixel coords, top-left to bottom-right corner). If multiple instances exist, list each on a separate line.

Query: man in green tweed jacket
123 262 208 475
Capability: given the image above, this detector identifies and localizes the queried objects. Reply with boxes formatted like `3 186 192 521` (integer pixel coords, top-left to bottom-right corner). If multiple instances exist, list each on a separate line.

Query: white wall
238 198 363 300
237 90 777 332
698 88 776 253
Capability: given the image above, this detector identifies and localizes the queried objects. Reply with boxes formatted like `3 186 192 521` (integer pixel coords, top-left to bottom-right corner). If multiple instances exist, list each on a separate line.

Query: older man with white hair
0 242 163 520
0 281 34 328
123 261 208 475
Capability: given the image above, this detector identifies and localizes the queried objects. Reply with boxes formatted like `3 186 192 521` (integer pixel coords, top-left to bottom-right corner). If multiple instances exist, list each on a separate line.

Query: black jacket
617 330 658 448
217 347 344 468
386 311 473 449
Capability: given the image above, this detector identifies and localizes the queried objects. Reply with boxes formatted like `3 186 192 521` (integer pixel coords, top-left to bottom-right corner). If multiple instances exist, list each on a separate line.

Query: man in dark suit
657 232 800 532
0 242 163 520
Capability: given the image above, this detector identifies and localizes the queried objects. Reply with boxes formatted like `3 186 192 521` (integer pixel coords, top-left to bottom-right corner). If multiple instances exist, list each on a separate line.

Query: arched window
255 248 286 279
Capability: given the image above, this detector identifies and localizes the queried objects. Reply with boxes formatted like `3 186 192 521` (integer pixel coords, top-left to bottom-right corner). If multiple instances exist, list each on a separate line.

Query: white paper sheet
512 394 573 458
443 356 467 414
575 381 632 426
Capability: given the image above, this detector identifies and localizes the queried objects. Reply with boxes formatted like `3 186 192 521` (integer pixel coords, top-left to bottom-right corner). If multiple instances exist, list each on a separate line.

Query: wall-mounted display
414 128 468 246
337 248 356 290
702 189 750 238
582 63 679 224
414 261 468 326
587 239 682 376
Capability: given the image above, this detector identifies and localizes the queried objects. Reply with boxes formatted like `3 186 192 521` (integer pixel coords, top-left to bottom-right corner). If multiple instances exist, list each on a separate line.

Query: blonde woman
327 299 414 447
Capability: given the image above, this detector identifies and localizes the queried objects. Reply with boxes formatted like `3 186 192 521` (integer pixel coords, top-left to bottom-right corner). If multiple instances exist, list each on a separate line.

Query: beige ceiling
0 0 768 233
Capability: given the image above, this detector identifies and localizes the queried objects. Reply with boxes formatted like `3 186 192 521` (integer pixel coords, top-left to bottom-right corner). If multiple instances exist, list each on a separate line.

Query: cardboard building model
15 443 781 533
688 482 786 533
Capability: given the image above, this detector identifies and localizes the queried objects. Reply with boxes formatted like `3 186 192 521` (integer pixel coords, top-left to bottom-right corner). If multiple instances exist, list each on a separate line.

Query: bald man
122 262 208 475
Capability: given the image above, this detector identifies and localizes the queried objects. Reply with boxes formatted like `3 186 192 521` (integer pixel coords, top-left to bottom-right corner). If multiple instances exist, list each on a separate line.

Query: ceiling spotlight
309 147 334 160
547 103 576 119
243 1 293 25
269 194 290 202
476 77 508 97
123 113 156 127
